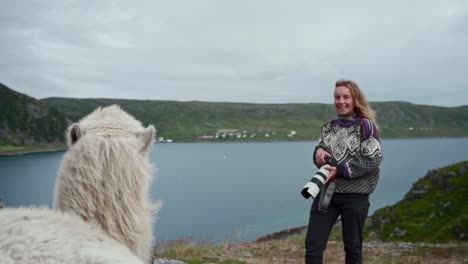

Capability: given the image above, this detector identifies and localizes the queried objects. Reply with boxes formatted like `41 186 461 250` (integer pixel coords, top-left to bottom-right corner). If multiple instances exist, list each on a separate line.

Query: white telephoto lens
303 182 320 198
300 165 331 199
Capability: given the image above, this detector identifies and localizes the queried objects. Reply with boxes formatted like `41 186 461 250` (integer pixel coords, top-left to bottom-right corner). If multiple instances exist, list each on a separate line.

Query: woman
305 79 383 264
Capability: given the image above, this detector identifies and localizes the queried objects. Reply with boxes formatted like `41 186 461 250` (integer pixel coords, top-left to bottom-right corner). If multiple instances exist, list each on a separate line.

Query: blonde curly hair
335 79 379 130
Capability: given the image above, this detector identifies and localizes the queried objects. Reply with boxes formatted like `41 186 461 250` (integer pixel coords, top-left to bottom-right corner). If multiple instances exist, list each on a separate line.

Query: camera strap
318 180 336 212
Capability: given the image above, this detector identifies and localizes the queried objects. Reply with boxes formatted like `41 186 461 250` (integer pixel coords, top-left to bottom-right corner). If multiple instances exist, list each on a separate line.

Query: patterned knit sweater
313 114 383 194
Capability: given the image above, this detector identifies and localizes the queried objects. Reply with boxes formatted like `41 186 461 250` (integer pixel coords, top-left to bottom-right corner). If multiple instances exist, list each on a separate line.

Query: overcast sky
1 1 467 106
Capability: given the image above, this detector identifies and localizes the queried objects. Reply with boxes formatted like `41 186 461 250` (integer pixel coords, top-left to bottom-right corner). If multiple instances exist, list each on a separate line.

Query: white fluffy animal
53 105 158 263
0 207 144 264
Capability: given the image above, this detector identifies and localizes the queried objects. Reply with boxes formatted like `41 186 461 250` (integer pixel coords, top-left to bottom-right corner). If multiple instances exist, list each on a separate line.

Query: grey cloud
0 0 467 106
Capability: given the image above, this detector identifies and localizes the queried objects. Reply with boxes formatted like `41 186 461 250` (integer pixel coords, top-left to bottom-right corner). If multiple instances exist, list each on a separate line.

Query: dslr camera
301 155 337 199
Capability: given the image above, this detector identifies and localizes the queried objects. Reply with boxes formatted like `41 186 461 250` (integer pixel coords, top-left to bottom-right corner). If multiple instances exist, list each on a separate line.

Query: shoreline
2 136 467 156
0 146 65 156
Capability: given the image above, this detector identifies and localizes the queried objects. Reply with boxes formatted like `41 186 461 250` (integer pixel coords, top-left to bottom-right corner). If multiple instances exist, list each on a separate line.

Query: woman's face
334 86 355 116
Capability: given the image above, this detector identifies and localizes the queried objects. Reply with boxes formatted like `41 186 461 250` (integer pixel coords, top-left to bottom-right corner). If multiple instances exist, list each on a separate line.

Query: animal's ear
138 125 156 153
67 124 81 146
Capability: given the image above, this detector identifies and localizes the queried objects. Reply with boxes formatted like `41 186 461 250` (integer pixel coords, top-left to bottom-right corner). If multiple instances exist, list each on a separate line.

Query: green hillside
41 98 333 141
0 83 68 147
1 81 467 149
42 97 468 141
373 102 468 138
366 160 468 243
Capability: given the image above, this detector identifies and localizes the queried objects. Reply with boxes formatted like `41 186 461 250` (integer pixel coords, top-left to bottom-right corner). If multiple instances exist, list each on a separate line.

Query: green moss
367 160 468 242
185 260 203 264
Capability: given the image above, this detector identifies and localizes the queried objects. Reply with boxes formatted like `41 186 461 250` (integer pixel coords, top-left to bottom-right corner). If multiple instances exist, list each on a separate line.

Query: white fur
0 207 144 264
53 105 159 263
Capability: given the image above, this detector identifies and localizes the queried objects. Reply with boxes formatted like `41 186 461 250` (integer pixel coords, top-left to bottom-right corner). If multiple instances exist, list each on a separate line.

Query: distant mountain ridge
1 82 467 147
0 83 68 146
41 97 468 141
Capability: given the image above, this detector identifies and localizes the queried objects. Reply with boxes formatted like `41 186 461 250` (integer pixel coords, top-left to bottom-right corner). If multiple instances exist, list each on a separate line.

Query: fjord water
0 138 467 243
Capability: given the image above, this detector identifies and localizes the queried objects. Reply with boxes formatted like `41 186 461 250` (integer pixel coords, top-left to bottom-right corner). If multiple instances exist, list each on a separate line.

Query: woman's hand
315 148 331 166
323 165 337 185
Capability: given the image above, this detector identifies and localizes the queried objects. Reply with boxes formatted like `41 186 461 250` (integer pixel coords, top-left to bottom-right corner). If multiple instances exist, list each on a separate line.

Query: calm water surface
0 138 467 243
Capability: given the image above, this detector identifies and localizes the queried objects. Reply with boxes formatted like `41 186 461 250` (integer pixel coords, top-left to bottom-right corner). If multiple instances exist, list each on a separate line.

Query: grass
154 220 468 264
366 160 468 243
154 228 468 264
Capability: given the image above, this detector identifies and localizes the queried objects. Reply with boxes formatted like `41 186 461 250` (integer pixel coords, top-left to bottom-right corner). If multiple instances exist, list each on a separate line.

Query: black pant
305 193 370 264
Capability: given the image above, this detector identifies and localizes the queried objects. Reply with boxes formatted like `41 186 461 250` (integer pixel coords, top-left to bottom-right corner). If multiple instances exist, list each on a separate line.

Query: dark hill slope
0 83 68 145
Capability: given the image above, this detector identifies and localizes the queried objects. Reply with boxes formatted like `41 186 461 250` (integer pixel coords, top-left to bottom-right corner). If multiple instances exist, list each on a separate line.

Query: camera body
301 156 337 199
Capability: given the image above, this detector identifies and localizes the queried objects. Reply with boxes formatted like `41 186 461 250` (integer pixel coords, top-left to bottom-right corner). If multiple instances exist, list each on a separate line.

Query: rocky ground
153 230 468 264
